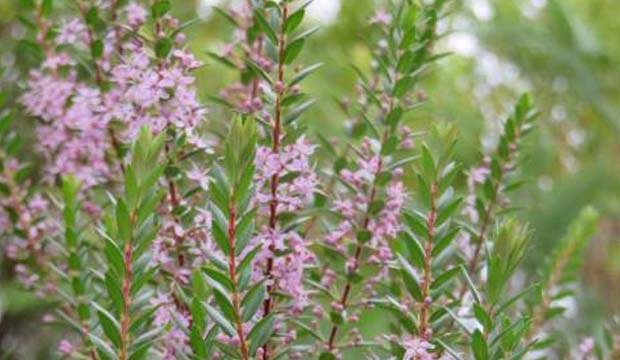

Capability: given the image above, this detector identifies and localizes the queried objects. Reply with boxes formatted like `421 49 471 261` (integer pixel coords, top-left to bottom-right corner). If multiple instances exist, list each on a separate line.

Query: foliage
0 0 614 359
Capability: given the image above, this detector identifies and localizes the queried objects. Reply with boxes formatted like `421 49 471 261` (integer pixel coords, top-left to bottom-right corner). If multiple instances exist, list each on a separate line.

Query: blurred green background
0 0 619 357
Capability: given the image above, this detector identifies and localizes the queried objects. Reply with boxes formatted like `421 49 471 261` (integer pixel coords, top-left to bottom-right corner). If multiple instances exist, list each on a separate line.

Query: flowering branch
319 2 445 356
418 181 437 339
262 2 289 330
4 1 610 359
459 94 538 296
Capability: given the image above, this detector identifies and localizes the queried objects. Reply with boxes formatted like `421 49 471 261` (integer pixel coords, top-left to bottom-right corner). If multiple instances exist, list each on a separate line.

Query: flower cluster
252 136 318 306
19 2 206 188
327 142 406 275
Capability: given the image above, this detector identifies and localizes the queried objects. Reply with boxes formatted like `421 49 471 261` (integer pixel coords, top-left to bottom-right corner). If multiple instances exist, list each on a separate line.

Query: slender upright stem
467 130 521 274
327 156 385 350
119 213 136 360
261 4 288 359
325 110 393 350
419 182 438 339
227 193 251 360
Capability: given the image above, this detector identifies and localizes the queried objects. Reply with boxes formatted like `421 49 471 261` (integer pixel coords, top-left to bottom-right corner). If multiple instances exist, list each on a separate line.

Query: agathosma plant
0 0 611 359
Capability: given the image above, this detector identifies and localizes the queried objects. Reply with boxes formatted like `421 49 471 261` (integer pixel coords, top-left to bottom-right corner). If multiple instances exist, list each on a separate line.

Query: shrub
0 0 611 359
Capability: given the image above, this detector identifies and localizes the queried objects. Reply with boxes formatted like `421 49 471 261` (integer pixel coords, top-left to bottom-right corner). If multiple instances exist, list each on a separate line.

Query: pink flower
370 9 392 25
402 337 434 360
58 340 73 355
126 2 147 28
56 19 86 45
173 50 203 69
187 166 210 191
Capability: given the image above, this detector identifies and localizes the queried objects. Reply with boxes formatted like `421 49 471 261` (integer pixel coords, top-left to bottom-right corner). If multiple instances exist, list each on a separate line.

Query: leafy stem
118 210 136 360
227 191 251 360
419 181 438 339
327 131 388 350
262 3 289 358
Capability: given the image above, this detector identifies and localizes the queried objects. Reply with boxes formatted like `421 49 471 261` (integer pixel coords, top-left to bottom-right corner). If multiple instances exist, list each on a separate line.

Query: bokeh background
0 0 619 358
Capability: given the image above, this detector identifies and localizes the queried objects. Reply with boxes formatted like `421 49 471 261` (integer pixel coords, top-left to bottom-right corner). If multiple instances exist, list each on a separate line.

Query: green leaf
459 265 481 304
420 144 436 178
471 330 488 360
105 272 124 316
435 197 462 226
206 51 236 68
235 209 256 255
151 0 171 18
125 166 138 208
190 324 207 358
201 263 232 289
253 10 277 43
0 112 14 135
91 39 104 59
89 333 116 360
129 307 158 335
211 217 231 255
403 211 428 239
213 6 238 26
41 0 53 17
397 254 422 301
202 270 233 295
130 266 157 296
319 352 336 360
204 303 236 337
284 99 315 124
85 7 99 26
400 230 425 268
289 63 323 86
397 51 415 73
248 313 276 355
245 59 274 85
190 298 208 333
430 267 459 290
213 289 235 323
385 106 403 128
393 75 415 97
241 281 265 321
285 9 305 34
283 38 305 64
94 304 122 349
473 303 492 331
291 24 319 43
155 37 173 58
116 200 132 244
431 227 459 258
368 200 385 215
356 230 372 244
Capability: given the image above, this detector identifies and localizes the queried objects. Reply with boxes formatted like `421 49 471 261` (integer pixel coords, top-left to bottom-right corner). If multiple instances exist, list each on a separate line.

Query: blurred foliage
0 0 619 357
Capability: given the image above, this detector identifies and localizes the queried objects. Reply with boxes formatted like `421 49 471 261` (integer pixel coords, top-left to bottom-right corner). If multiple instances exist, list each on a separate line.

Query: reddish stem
227 193 251 360
467 130 521 274
119 213 136 360
327 157 385 350
419 182 438 339
261 4 288 359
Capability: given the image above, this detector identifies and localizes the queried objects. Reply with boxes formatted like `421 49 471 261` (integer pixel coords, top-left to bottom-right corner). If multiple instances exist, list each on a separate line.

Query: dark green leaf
283 38 305 64
155 37 173 58
284 9 305 34
151 0 171 18
471 330 488 360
